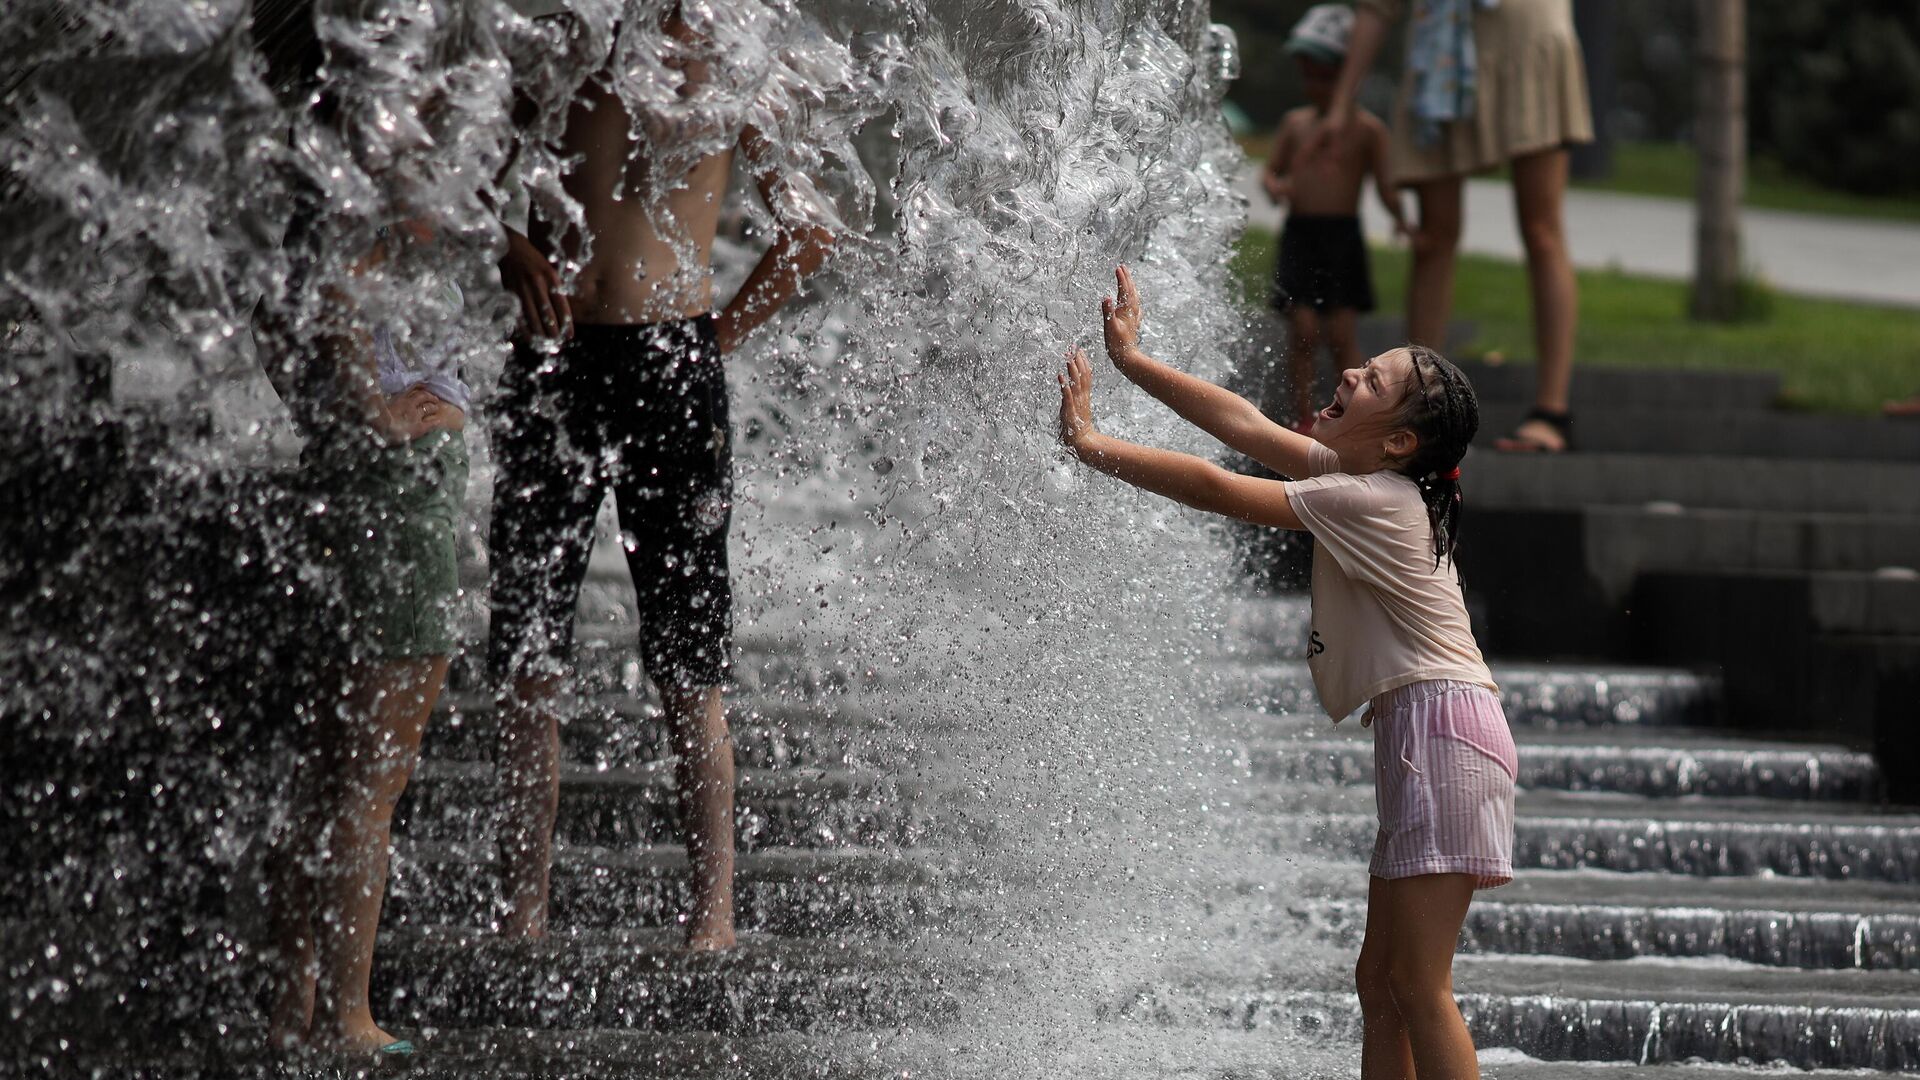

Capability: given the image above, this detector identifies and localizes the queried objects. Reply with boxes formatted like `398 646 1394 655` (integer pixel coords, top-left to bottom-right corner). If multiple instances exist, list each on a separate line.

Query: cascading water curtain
2 2 1351 1074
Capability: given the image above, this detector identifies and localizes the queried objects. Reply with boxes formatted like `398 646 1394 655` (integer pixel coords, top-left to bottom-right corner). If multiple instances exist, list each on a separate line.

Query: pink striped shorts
1368 679 1518 889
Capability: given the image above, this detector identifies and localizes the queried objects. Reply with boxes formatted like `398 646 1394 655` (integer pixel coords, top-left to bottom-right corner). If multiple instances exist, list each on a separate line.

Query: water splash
3 1 1336 1074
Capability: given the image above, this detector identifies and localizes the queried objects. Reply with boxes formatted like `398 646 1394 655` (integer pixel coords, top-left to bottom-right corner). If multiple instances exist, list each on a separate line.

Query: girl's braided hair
1394 345 1479 569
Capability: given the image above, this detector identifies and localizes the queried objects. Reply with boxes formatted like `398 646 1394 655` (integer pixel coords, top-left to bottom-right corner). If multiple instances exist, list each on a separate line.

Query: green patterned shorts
315 429 470 660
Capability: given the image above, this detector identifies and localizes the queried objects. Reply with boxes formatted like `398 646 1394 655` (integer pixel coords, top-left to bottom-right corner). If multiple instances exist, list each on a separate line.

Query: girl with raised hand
1059 266 1516 1080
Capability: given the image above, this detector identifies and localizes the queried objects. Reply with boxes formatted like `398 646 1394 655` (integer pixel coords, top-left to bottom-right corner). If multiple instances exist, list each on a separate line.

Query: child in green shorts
265 218 471 1060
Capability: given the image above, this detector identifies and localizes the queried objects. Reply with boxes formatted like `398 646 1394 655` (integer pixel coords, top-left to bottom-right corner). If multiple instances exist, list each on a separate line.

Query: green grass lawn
1238 135 1920 223
1565 142 1920 224
1231 226 1920 414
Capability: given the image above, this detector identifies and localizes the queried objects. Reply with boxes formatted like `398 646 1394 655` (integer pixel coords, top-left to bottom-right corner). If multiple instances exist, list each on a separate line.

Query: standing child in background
1061 266 1516 1080
1259 4 1414 433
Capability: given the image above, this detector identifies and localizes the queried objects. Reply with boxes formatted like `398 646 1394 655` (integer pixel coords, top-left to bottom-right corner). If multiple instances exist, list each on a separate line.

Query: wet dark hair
1394 344 1479 569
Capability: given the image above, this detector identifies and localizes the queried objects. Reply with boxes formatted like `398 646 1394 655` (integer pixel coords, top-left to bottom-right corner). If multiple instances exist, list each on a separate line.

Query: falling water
1 1 1366 1075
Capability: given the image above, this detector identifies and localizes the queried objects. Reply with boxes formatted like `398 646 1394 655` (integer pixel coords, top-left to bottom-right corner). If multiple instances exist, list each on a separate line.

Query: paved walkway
1237 168 1920 309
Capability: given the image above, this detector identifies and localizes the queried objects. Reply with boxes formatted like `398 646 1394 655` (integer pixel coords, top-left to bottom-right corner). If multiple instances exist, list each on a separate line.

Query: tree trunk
1691 0 1746 321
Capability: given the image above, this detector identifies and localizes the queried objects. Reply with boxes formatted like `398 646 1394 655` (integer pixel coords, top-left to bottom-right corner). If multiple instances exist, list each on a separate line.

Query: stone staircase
1446 360 1920 802
12 343 1920 1077
1103 594 1920 1072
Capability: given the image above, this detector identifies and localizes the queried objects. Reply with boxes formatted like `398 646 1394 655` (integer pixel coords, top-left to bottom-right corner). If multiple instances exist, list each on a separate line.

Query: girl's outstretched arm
1102 265 1320 479
1059 349 1306 531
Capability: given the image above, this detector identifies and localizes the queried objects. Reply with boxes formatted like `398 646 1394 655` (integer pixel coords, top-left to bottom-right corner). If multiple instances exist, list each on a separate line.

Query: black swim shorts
487 316 733 689
1271 213 1376 315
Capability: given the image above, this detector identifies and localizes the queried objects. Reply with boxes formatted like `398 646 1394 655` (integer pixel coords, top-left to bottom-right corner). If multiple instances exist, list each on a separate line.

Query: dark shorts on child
1271 213 1375 315
487 316 733 690
310 429 471 660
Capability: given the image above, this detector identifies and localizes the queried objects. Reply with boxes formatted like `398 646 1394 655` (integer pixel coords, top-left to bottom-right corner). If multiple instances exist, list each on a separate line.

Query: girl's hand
1057 347 1099 455
1101 264 1144 364
375 386 463 444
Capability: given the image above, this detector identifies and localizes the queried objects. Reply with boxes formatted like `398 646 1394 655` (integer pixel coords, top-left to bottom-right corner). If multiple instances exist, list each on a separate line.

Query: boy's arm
493 88 573 340
1060 349 1306 530
711 126 838 355
1103 266 1321 478
1260 122 1295 204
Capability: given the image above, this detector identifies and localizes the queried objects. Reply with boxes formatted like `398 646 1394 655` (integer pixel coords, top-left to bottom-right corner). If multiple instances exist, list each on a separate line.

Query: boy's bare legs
1279 305 1323 426
1406 177 1464 350
1324 308 1364 377
1355 872 1480 1080
498 673 564 938
1500 148 1577 451
663 683 736 949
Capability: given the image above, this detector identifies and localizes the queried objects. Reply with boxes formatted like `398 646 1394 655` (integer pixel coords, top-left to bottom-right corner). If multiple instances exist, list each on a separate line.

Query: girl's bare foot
684 914 737 951
498 897 549 940
306 1021 409 1056
1885 394 1920 418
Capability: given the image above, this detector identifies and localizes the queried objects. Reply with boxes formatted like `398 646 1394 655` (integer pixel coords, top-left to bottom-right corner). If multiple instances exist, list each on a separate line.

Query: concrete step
369 927 966 1033
421 694 922 773
1112 956 1920 1070
1638 567 1920 638
1213 659 1721 728
444 623 901 699
1256 786 1920 881
396 761 939 852
0 1026 907 1079
384 842 970 937
1299 870 1920 970
1479 401 1920 461
1452 360 1784 412
1573 504 1920 590
1461 451 1920 517
1258 730 1881 801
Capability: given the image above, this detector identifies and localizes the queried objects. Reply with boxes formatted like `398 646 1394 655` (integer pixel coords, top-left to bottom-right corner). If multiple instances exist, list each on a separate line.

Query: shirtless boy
1258 4 1412 432
490 6 835 949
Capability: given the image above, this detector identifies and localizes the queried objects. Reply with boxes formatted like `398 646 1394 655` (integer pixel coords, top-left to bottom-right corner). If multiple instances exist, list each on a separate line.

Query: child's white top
1286 441 1496 721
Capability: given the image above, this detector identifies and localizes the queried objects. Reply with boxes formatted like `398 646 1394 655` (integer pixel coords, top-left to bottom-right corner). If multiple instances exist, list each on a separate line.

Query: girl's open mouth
1320 396 1346 421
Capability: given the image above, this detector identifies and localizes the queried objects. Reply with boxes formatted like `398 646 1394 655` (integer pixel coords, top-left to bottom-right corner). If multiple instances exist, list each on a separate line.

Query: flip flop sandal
1496 407 1573 453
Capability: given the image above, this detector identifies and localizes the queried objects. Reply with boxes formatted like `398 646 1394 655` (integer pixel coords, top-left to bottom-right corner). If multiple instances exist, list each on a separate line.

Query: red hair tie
1442 466 1461 481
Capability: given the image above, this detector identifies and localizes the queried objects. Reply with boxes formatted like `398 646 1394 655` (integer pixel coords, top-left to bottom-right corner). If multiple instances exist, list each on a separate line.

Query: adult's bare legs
1278 306 1324 425
663 683 736 949
1500 148 1578 451
1357 872 1481 1080
498 673 564 938
1406 177 1465 350
267 657 447 1054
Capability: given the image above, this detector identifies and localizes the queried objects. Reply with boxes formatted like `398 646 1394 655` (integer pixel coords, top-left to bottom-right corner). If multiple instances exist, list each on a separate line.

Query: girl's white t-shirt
1285 441 1496 721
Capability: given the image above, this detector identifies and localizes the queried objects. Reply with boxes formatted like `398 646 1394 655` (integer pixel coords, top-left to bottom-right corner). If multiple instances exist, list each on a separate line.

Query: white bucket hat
1285 4 1354 65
